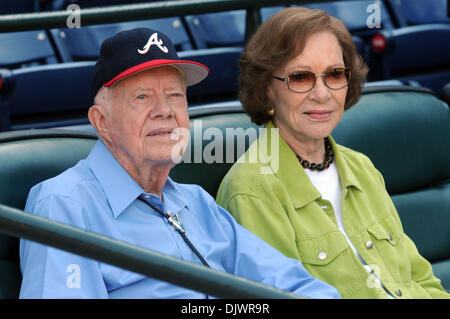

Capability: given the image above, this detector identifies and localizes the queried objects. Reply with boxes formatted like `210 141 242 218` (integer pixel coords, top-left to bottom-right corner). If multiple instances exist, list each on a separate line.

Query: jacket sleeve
375 169 450 299
218 188 300 260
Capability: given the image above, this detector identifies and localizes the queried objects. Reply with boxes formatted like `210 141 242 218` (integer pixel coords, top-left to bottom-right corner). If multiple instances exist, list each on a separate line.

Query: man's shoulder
27 159 96 207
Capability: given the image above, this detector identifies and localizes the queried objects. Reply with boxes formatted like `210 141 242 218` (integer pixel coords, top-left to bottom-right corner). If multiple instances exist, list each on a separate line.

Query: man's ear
88 104 112 144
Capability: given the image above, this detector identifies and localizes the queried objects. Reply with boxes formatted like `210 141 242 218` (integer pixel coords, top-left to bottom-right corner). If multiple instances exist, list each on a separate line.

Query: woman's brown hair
239 7 368 125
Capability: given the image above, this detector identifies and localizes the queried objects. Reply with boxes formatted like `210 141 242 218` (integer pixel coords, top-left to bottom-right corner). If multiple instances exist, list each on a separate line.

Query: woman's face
268 31 348 145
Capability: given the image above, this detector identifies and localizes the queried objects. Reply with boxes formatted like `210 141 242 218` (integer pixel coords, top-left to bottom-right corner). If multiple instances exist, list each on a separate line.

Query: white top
304 162 360 257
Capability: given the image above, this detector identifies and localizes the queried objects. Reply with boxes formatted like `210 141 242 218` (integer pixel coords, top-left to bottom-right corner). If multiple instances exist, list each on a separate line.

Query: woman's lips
304 110 332 120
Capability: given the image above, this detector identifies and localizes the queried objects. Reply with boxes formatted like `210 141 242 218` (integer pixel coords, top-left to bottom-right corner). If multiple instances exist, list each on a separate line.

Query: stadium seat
0 61 95 131
51 18 193 62
184 10 246 49
184 7 286 49
179 47 242 102
0 129 98 298
183 7 367 61
43 0 162 10
0 0 38 14
374 24 450 95
0 31 58 68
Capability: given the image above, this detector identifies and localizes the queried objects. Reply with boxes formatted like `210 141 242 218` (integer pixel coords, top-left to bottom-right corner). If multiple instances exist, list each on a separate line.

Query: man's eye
137 94 147 100
171 92 183 98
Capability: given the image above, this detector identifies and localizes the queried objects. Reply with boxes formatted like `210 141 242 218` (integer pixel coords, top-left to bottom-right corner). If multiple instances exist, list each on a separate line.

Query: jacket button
396 289 402 297
365 240 373 249
318 251 327 260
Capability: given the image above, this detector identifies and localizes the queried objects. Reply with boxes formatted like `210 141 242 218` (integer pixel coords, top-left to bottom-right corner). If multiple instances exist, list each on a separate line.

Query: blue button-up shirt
19 140 340 299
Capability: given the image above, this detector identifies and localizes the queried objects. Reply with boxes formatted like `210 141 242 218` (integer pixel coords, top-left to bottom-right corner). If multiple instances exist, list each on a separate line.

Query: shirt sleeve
213 203 341 299
19 193 109 299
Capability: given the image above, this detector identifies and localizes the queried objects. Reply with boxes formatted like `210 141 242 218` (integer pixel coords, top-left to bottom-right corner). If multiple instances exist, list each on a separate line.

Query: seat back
381 24 450 95
52 18 193 62
0 31 57 68
180 47 242 102
0 129 97 298
0 0 38 14
0 62 95 131
170 102 260 197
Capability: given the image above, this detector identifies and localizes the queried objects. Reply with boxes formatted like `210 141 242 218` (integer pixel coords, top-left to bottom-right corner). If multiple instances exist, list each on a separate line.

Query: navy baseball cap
91 27 209 98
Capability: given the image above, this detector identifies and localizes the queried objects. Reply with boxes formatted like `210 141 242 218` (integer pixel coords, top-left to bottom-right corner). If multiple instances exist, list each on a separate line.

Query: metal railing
0 0 330 40
0 203 303 299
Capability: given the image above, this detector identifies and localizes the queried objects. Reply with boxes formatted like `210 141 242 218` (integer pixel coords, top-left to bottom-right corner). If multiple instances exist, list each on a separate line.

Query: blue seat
179 47 242 102
392 0 450 25
301 1 395 31
379 24 450 96
184 7 286 49
51 18 193 62
184 10 246 49
0 31 58 68
0 0 38 14
0 62 95 131
43 0 160 10
184 6 368 67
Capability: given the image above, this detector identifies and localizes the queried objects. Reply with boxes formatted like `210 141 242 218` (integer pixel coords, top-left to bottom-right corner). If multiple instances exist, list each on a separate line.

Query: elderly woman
216 7 449 299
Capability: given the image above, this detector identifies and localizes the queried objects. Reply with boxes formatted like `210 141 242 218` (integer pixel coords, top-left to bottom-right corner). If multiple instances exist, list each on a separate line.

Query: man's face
105 66 190 170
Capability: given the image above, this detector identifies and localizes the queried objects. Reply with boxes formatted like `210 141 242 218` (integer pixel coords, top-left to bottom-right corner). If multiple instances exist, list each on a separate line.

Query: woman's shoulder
218 150 283 202
334 143 383 185
335 143 377 168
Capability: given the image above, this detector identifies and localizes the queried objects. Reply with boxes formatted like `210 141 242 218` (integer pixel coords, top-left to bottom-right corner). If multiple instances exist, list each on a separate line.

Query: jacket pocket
366 215 401 246
296 231 365 298
297 231 349 265
366 215 411 283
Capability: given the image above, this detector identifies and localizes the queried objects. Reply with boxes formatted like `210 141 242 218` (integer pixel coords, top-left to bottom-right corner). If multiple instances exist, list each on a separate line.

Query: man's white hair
93 86 113 109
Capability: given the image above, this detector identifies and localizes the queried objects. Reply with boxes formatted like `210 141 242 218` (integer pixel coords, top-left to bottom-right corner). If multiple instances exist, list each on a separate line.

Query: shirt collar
263 121 362 208
87 140 144 219
87 140 189 219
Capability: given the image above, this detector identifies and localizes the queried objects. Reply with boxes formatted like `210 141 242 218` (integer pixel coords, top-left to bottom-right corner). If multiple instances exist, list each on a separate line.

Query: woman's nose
308 75 332 103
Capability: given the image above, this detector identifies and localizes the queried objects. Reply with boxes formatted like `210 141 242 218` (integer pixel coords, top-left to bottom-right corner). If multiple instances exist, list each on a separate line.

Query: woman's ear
88 104 112 144
266 82 276 107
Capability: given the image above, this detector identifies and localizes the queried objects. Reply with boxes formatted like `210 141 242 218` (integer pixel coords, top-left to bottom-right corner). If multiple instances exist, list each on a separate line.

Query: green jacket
217 121 449 299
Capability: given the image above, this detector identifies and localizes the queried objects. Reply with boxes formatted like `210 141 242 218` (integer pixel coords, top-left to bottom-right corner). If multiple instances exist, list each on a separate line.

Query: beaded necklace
296 138 334 171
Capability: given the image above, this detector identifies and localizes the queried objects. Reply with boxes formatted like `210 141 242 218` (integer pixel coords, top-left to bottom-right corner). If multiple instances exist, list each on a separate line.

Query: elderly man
19 28 339 299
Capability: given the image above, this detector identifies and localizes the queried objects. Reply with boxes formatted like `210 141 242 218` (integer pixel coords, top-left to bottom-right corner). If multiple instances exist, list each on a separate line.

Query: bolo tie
138 195 211 268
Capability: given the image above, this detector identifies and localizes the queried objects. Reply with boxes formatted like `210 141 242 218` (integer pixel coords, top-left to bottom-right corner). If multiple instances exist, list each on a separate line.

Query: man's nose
151 95 174 119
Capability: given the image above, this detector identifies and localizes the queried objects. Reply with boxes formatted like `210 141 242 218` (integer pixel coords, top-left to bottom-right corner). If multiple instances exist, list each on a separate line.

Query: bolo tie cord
137 196 211 268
